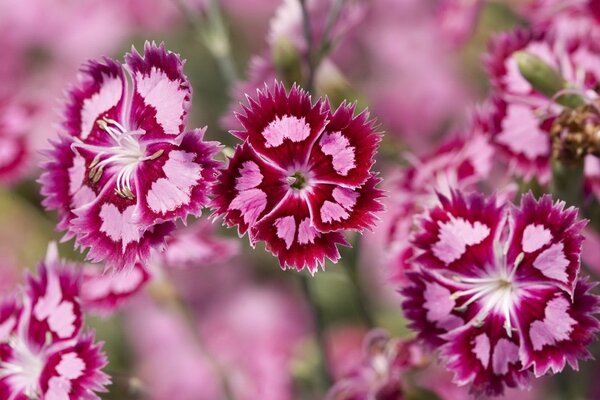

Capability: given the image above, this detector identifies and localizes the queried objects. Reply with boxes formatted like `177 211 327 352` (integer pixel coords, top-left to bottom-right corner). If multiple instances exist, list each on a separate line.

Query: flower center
287 171 309 190
71 116 163 199
0 336 44 398
451 247 525 337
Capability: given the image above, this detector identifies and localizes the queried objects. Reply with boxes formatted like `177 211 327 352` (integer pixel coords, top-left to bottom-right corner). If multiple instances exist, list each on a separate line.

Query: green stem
298 0 316 94
299 274 332 387
551 159 584 207
341 237 375 328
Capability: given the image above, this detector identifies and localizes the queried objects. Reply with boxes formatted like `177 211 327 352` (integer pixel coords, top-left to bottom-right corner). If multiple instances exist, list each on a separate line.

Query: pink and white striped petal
251 194 348 273
307 175 384 233
308 103 380 187
234 83 329 171
125 42 192 140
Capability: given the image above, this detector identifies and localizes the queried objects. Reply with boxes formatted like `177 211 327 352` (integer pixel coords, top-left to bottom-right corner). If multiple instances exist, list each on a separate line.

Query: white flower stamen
71 116 163 199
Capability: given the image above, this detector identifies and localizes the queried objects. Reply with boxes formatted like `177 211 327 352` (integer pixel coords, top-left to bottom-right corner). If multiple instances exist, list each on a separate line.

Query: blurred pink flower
125 297 224 400
200 285 310 400
161 220 239 269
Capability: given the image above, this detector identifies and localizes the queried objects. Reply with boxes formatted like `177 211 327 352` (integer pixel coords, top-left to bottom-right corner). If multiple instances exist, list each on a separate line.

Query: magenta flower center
71 117 163 199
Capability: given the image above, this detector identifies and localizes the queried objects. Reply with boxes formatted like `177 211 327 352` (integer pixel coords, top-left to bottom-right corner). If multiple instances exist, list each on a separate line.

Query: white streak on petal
0 316 16 342
56 353 85 380
99 204 142 247
533 242 569 282
424 283 455 323
147 150 201 213
46 376 72 400
497 105 550 160
136 68 187 134
235 161 263 191
298 218 318 245
432 218 490 264
473 333 490 368
229 188 267 225
68 154 87 195
262 115 311 147
320 201 349 223
274 216 296 249
332 187 359 210
80 76 122 139
529 297 577 351
492 338 519 375
47 301 76 339
522 224 553 253
320 131 356 175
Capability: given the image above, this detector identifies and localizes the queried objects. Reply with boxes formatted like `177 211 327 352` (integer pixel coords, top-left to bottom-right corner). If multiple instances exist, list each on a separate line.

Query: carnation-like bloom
40 42 221 269
0 244 109 399
401 191 600 395
212 82 383 272
485 28 600 184
384 112 495 284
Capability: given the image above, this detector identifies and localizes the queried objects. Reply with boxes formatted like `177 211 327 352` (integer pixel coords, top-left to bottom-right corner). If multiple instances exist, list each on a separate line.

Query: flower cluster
212 82 383 272
0 244 109 399
402 190 600 395
40 42 221 269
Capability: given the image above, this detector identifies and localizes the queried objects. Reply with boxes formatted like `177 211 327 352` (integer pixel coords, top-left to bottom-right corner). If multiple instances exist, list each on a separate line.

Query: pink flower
40 42 221 269
125 297 224 400
326 329 426 400
0 97 33 185
383 115 494 284
401 190 600 395
200 285 310 400
160 220 240 269
80 262 151 316
435 0 483 48
0 244 109 400
212 82 383 272
485 28 600 184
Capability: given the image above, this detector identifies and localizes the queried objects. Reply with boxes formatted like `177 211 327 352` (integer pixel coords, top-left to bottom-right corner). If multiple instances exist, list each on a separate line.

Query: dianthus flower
384 113 494 283
0 244 109 399
485 28 600 184
40 42 221 269
212 82 383 272
401 191 600 395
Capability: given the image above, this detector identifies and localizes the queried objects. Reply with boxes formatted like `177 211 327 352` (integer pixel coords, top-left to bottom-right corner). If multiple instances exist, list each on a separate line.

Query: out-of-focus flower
40 42 221 269
402 191 600 395
161 220 239 269
0 244 110 400
523 0 600 43
326 329 426 400
485 27 600 184
125 297 224 400
435 0 483 48
337 0 472 151
200 285 310 400
0 98 34 185
212 82 383 272
383 114 494 284
81 262 151 316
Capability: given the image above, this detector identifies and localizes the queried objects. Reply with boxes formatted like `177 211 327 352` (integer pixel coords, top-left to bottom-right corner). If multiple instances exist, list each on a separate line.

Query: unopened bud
515 51 584 108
